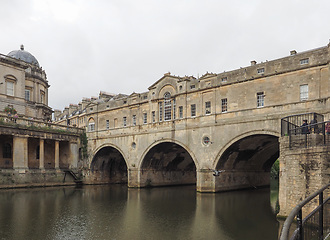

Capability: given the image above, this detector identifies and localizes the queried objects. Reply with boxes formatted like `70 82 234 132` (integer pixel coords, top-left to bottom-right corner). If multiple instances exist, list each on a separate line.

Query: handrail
280 183 330 240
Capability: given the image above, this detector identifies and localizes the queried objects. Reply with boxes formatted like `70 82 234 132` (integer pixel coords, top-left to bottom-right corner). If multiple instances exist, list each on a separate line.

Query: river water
0 183 280 240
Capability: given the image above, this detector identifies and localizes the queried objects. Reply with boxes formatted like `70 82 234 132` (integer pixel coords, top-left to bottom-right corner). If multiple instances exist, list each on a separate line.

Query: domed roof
7 45 40 67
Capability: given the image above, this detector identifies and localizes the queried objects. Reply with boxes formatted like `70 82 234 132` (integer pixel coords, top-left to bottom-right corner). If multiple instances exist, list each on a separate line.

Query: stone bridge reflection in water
0 185 279 240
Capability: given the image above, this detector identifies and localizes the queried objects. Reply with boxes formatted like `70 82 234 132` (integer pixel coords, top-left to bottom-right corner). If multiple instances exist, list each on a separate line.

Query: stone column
39 139 45 170
55 141 60 171
196 169 216 192
13 135 28 171
70 141 79 169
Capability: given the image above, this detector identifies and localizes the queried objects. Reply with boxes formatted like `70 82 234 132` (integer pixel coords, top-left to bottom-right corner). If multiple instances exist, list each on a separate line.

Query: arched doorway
91 146 127 183
215 134 279 191
140 142 196 187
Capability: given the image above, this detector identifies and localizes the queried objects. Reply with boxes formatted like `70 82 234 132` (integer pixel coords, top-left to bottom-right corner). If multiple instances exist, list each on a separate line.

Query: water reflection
0 185 279 240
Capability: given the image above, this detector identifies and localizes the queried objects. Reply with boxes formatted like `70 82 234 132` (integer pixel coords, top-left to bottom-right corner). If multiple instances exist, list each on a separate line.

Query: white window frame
257 92 265 107
300 84 308 101
221 98 228 113
164 92 172 121
152 111 155 123
191 104 196 117
300 58 309 65
179 106 183 119
123 117 127 127
257 68 265 74
132 115 136 126
25 89 31 101
143 113 147 124
205 101 211 115
6 81 14 96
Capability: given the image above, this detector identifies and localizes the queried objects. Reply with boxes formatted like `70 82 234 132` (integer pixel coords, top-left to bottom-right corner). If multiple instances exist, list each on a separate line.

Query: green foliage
80 132 88 160
270 159 280 179
4 106 17 115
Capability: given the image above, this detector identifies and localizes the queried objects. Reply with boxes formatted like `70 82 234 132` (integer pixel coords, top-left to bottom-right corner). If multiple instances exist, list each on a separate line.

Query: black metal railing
281 112 324 136
287 121 330 149
280 183 330 240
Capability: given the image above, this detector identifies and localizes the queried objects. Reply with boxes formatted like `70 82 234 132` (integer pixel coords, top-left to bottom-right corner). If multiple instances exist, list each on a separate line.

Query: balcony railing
280 183 330 240
0 114 84 135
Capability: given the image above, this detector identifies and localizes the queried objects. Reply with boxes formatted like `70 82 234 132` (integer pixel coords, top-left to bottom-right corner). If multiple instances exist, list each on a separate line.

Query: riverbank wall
0 169 78 189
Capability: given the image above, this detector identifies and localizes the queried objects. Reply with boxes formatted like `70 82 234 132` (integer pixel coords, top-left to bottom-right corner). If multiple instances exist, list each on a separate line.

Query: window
123 117 127 127
3 143 12 158
143 113 147 124
257 92 264 107
190 85 196 89
25 89 31 101
300 84 308 101
221 98 228 113
40 91 45 104
159 102 163 121
164 92 172 121
191 104 196 117
114 118 117 128
106 120 109 130
300 58 309 65
257 68 265 74
152 111 155 123
203 136 210 145
173 99 176 119
179 106 183 119
88 118 95 132
132 115 136 126
6 81 14 96
205 101 211 115
221 77 227 82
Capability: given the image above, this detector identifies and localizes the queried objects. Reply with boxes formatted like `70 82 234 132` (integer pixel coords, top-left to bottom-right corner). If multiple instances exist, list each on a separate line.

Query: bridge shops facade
55 44 330 215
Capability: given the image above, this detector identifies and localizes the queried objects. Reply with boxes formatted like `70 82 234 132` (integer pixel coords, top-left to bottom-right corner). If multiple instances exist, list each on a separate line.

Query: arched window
164 92 172 121
88 118 95 132
3 143 12 158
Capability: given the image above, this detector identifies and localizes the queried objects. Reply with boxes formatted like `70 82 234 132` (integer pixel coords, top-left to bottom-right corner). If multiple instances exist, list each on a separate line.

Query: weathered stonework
278 135 330 218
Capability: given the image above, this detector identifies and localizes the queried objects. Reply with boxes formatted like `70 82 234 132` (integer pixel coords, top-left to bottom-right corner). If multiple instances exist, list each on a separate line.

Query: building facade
54 43 329 196
0 46 81 188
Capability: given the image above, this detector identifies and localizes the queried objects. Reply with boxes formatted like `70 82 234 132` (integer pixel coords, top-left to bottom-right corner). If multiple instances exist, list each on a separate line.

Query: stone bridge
83 44 330 194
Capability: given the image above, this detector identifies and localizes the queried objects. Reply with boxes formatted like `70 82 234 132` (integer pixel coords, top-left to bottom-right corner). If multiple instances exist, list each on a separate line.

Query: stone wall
278 135 330 218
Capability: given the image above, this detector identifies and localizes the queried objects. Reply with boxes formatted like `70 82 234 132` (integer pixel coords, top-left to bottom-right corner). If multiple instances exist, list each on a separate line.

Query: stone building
55 42 329 199
0 45 52 120
0 46 81 188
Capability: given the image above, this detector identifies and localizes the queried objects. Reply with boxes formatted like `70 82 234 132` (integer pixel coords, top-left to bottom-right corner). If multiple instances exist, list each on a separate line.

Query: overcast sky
1 0 330 110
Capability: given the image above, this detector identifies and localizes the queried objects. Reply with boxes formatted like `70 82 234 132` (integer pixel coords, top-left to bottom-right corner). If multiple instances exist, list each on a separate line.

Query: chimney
290 50 297 55
251 60 257 66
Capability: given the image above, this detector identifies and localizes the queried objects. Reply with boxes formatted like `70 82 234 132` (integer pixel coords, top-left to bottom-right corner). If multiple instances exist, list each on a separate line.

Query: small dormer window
179 86 182 90
123 100 127 104
190 85 196 89
300 58 309 65
257 68 265 74
221 77 227 82
90 107 93 111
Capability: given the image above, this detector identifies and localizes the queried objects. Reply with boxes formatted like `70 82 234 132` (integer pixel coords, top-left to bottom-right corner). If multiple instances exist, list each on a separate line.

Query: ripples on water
0 184 279 240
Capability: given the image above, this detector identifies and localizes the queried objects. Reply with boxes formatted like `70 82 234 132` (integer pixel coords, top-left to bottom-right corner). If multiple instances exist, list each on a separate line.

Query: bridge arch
138 139 198 187
213 130 280 191
90 144 128 183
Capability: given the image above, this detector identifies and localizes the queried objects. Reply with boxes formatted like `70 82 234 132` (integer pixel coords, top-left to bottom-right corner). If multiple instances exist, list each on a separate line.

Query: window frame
205 101 211 115
300 84 308 101
221 98 228 113
191 104 196 117
257 92 265 107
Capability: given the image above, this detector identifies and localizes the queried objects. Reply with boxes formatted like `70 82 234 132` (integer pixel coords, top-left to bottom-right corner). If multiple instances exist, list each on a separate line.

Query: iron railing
281 112 324 136
280 183 330 240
